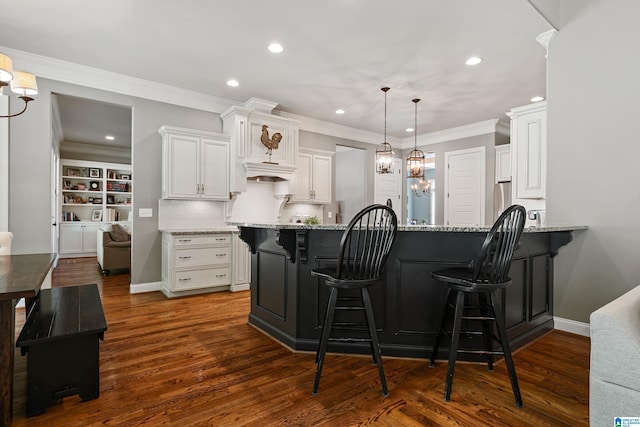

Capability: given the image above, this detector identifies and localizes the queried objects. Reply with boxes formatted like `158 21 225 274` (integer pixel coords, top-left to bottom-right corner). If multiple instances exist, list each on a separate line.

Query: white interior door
374 158 402 222
444 147 485 226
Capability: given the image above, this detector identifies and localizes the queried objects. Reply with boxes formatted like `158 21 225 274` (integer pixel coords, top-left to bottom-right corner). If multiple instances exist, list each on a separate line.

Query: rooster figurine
260 125 282 162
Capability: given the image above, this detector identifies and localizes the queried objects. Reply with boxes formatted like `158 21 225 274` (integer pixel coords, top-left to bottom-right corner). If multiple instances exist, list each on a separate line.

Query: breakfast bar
236 223 586 359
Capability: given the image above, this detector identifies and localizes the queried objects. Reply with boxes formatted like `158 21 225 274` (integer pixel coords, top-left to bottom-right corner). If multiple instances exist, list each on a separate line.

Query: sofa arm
589 285 640 425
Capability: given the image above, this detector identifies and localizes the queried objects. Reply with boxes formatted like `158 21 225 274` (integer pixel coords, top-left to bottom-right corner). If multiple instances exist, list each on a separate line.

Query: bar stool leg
490 290 523 407
313 287 338 395
361 288 388 396
444 290 465 402
429 288 452 367
479 292 495 371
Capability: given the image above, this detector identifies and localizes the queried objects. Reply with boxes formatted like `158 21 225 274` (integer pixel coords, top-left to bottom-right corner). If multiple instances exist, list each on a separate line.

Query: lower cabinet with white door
160 229 250 297
59 222 102 257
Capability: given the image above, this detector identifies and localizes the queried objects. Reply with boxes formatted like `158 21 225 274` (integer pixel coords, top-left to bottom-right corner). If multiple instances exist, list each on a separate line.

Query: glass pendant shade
407 148 425 178
406 98 425 178
376 141 394 174
376 87 394 174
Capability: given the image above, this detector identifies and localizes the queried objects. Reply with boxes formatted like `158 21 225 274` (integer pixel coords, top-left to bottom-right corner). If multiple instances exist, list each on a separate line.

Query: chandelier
406 98 424 178
375 87 394 174
0 52 38 118
411 178 434 197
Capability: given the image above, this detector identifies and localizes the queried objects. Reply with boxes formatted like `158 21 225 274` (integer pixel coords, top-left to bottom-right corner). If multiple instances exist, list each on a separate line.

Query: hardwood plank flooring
12 257 590 426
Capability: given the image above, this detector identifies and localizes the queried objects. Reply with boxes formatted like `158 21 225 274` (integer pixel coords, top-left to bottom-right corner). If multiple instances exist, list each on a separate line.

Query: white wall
547 0 640 322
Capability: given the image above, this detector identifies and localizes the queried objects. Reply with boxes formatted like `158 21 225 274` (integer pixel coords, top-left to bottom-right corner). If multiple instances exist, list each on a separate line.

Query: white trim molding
554 316 590 337
129 281 162 294
0 46 238 114
401 119 507 150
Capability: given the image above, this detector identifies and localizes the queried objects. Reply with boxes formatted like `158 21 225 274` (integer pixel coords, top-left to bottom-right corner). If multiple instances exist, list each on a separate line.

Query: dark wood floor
12 257 590 426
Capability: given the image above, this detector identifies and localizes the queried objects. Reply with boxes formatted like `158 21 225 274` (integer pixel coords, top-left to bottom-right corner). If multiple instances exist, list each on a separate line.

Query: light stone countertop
227 222 588 233
159 226 239 235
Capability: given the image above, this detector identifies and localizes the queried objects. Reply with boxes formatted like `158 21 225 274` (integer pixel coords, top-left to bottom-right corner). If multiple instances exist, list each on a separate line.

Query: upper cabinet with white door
159 126 230 200
495 144 511 183
292 148 333 204
507 101 546 199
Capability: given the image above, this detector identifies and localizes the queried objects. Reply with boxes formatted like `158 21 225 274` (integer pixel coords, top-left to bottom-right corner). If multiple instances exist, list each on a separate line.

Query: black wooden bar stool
311 204 398 396
429 204 526 407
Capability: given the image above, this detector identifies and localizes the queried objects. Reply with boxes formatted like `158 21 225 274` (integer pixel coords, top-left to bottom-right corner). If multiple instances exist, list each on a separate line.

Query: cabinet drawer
174 247 230 267
172 234 231 246
172 267 231 291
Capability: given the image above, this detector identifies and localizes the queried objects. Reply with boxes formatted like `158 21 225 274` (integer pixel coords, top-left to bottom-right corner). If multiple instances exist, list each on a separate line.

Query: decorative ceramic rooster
260 124 283 157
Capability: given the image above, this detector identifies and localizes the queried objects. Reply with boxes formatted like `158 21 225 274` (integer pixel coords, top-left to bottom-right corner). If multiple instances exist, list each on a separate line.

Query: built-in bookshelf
60 159 133 223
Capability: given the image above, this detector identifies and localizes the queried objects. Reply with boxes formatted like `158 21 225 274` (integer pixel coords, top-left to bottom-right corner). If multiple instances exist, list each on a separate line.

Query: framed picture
89 168 100 178
93 198 103 204
91 210 103 221
107 196 115 204
67 168 81 177
120 174 130 180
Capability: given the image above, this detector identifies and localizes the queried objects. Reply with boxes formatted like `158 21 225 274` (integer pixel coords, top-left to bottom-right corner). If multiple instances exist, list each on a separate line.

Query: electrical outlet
327 211 332 218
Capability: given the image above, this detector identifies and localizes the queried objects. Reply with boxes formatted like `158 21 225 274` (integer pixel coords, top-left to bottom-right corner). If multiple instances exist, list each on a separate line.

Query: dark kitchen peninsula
235 223 586 360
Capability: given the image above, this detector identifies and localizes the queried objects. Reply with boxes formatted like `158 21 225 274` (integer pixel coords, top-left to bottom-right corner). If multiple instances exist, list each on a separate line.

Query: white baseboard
129 281 162 294
554 316 590 337
230 283 250 292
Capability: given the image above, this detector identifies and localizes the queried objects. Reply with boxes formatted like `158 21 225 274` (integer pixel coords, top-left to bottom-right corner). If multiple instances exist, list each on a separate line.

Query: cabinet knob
215 274 226 278
179 277 192 281
178 256 192 260
178 239 192 242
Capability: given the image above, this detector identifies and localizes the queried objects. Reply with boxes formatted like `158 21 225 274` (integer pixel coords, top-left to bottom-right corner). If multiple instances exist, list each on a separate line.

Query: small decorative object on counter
304 215 320 225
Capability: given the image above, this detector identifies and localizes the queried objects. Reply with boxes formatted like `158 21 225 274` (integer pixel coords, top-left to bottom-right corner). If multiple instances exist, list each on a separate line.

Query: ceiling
1 0 552 146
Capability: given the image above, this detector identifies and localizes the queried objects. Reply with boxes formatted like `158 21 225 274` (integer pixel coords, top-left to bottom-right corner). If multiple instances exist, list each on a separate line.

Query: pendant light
406 98 425 178
375 87 394 174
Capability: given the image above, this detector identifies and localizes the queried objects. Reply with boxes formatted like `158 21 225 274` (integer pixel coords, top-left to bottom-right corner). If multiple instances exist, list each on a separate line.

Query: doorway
444 146 485 226
52 94 133 271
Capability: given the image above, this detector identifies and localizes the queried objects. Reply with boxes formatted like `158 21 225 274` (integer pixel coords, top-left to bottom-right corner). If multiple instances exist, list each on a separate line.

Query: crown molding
0 46 239 114
274 110 402 148
61 140 131 161
399 118 504 149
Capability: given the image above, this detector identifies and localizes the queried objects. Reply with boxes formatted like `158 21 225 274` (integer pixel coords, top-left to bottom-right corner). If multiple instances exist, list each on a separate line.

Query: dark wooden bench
16 284 107 417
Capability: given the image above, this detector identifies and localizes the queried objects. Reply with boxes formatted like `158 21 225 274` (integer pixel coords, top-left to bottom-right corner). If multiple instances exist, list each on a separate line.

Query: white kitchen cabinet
292 149 332 203
507 102 546 199
161 232 233 296
231 233 251 291
495 144 511 183
59 222 102 257
159 126 230 200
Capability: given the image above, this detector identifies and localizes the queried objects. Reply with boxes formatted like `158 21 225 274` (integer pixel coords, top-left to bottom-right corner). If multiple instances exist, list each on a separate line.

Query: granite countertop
159 226 239 235
228 222 588 233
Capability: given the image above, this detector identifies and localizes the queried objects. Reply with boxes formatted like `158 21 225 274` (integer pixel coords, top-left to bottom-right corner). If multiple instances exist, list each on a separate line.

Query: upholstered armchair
97 224 130 275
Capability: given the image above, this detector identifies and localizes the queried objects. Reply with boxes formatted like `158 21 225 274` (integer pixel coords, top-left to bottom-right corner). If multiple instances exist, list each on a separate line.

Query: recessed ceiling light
105 135 115 141
335 109 345 115
406 127 414 132
531 96 544 102
268 43 284 53
226 79 239 87
465 56 482 66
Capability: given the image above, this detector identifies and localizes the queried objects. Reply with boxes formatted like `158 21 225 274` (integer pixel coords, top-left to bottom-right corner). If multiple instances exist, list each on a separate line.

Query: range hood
221 98 301 195
243 161 297 182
